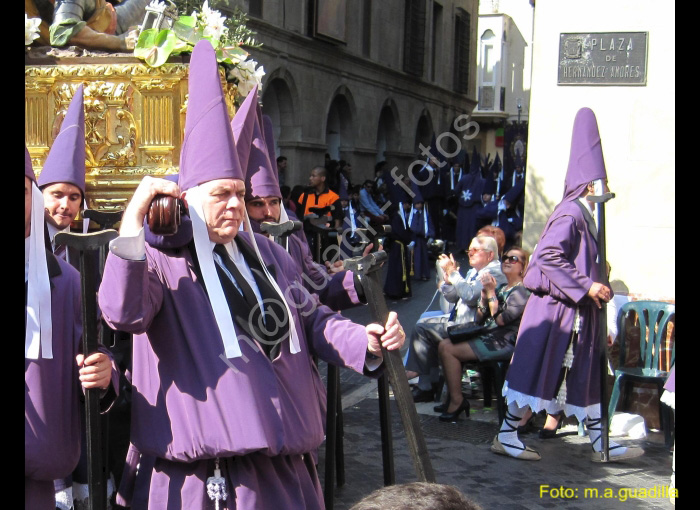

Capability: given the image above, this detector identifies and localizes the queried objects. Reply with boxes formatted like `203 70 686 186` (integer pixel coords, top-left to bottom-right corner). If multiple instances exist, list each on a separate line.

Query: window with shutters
453 8 470 94
403 0 426 77
479 29 496 109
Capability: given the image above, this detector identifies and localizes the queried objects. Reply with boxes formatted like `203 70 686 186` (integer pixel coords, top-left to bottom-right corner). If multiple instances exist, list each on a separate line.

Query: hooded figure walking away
491 107 644 463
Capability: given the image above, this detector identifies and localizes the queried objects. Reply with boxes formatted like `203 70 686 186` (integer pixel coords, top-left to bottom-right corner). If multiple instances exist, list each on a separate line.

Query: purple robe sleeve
528 214 594 304
98 253 164 334
25 258 82 482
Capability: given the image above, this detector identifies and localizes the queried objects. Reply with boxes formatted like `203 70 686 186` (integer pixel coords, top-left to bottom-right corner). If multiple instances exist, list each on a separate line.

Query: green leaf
169 39 193 55
175 15 196 28
134 29 178 67
172 17 200 45
134 28 158 50
218 45 248 64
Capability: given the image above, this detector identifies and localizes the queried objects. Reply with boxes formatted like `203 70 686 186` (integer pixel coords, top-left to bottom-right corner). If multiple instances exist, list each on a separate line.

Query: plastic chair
608 300 675 445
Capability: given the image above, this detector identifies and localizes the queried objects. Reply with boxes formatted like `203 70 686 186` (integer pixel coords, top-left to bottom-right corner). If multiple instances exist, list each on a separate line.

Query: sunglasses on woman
502 255 522 264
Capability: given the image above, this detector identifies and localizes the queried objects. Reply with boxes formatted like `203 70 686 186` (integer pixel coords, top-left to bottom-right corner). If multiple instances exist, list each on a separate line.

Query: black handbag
446 319 495 344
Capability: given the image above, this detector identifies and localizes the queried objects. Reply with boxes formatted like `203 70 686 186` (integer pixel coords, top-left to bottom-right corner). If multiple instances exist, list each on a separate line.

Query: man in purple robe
25 147 117 510
492 107 644 462
97 41 406 510
38 84 89 267
231 87 364 312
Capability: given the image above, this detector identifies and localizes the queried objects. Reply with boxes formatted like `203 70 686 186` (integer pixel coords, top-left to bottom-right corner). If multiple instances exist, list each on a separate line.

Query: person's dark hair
349 482 482 510
277 156 287 164
312 166 327 178
290 185 305 204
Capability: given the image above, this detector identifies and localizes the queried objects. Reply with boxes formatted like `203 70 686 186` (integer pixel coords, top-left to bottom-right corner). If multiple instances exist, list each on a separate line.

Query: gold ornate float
25 52 238 220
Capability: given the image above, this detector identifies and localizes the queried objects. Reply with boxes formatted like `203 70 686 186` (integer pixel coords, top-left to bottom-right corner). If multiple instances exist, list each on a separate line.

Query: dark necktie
213 244 259 310
212 244 272 357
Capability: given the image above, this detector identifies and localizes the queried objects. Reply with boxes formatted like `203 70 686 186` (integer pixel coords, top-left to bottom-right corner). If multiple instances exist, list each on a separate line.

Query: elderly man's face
467 240 494 271
246 196 281 224
193 178 246 244
42 182 82 230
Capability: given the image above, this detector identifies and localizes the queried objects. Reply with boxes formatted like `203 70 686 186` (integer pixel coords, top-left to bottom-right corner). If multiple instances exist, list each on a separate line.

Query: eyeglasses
467 247 484 254
502 255 522 264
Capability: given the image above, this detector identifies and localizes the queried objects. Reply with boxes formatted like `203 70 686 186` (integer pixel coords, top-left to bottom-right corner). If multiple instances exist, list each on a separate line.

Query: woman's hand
480 271 497 293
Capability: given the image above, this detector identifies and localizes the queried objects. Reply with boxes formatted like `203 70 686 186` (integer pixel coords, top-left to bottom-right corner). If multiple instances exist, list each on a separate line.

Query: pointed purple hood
179 41 243 191
230 84 259 174
37 84 86 195
25 146 36 182
563 107 608 201
231 85 281 200
469 146 480 174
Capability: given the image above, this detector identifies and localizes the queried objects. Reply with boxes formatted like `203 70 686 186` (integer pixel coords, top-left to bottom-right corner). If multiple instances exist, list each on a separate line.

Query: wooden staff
54 230 119 510
588 189 615 462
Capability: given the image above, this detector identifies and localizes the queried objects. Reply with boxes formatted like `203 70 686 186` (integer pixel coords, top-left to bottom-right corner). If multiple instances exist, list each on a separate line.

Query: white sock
497 402 528 456
585 405 627 455
55 486 73 510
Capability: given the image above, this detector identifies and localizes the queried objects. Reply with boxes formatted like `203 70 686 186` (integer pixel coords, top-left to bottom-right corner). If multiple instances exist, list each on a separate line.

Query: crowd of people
25 37 656 510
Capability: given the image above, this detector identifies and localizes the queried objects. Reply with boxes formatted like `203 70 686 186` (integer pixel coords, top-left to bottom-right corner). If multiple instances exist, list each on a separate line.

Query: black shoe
434 392 467 413
434 401 449 413
538 415 563 439
539 428 558 439
517 416 536 434
412 387 435 403
439 398 470 422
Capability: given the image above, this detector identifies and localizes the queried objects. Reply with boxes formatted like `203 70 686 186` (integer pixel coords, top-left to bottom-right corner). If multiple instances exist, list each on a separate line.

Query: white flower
230 59 265 98
252 62 265 89
201 1 228 41
25 14 41 46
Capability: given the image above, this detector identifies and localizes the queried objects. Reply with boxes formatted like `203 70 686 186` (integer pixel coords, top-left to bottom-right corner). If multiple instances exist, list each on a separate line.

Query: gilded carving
26 58 236 214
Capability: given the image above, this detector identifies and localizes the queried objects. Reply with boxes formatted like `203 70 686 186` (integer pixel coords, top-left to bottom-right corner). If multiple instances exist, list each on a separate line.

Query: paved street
315 263 675 509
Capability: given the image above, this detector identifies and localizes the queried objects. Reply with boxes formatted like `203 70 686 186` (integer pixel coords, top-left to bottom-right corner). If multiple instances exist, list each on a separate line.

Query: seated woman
437 247 531 422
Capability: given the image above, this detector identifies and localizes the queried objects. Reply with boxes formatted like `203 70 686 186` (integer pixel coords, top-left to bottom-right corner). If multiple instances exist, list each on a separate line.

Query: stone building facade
225 0 479 187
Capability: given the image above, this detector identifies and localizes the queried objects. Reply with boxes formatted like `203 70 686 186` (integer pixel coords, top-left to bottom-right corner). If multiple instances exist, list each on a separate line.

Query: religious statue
25 0 147 52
